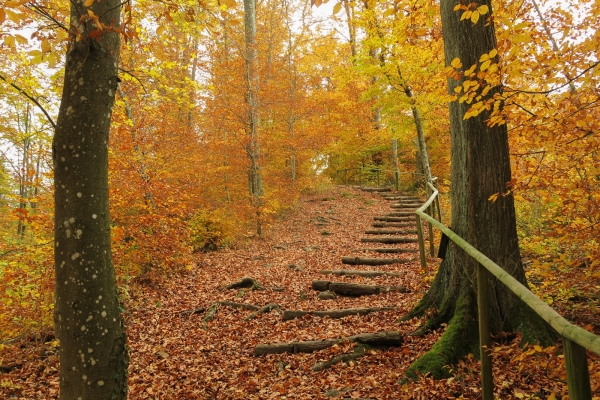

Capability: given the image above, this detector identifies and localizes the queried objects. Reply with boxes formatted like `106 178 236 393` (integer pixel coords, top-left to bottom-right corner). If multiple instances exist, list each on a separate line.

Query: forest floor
1 185 599 399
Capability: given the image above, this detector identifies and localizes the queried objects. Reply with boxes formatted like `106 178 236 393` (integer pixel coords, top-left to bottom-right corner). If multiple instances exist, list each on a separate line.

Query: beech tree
403 0 553 378
53 0 128 397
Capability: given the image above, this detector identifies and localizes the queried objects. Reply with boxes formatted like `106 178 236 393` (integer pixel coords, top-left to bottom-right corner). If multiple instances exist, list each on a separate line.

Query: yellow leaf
451 57 462 69
477 5 489 14
0 8 5 24
3 35 16 49
6 9 20 23
14 34 27 44
28 49 43 56
480 60 491 71
488 193 499 203
471 10 480 23
454 86 462 94
465 64 476 76
85 0 94 6
534 345 542 352
453 4 461 11
481 85 492 96
479 53 489 62
489 48 498 58
31 54 44 64
332 2 342 14
41 39 51 53
548 393 556 400
461 10 472 21
156 25 166 36
87 9 97 17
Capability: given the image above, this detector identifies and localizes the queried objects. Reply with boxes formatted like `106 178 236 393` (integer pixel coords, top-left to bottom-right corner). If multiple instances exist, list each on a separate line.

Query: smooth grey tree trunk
244 0 263 235
53 0 128 397
404 0 553 379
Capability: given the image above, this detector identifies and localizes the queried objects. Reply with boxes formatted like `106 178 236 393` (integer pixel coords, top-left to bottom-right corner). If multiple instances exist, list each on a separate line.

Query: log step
358 187 391 192
312 280 407 296
387 212 417 216
364 230 417 235
389 207 418 212
321 269 401 277
282 306 395 321
372 222 414 228
341 256 410 265
374 216 414 222
361 237 419 243
254 331 403 356
367 248 419 253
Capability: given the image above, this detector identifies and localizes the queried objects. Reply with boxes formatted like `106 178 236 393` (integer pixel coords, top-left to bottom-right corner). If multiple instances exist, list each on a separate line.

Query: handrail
415 183 598 400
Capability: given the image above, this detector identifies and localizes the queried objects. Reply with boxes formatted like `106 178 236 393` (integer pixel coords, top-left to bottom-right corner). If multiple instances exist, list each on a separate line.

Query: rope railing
415 181 599 400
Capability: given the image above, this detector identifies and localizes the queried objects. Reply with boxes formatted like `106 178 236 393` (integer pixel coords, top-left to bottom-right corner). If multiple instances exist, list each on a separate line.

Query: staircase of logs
313 187 425 297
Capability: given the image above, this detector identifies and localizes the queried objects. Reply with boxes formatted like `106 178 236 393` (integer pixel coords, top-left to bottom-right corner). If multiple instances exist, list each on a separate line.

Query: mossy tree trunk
53 0 128 397
403 0 554 379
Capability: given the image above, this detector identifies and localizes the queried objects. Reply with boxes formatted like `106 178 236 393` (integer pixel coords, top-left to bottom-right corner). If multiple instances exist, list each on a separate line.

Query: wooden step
312 280 407 296
358 187 391 192
367 248 419 253
374 216 415 222
341 256 410 265
321 269 401 277
372 222 414 228
364 230 417 235
361 237 419 244
282 306 396 321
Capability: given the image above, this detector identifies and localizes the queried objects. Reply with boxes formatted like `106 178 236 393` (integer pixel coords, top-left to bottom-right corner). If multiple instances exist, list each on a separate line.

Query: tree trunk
403 0 554 379
244 0 263 234
53 0 128 397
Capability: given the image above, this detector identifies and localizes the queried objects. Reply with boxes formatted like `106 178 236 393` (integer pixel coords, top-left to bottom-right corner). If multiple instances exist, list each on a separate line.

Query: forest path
124 185 442 399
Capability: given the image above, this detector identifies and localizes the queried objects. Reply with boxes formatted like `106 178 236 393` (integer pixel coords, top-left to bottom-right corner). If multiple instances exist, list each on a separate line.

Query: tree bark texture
244 0 263 234
53 0 127 398
404 0 553 379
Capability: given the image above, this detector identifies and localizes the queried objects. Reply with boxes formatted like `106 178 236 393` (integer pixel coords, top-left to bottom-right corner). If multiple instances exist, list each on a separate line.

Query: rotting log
341 256 407 265
367 248 419 254
253 331 403 356
224 277 264 290
311 346 366 371
312 280 407 296
364 230 417 235
282 306 395 321
244 303 280 321
321 269 401 277
361 237 419 244
201 301 260 323
219 301 260 311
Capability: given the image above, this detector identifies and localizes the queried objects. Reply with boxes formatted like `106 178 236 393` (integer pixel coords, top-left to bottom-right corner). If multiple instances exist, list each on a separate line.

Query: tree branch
0 73 56 130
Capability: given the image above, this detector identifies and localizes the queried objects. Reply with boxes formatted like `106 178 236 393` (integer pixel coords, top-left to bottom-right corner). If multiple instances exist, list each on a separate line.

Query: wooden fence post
563 337 592 400
477 263 494 400
416 215 426 269
395 171 399 190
